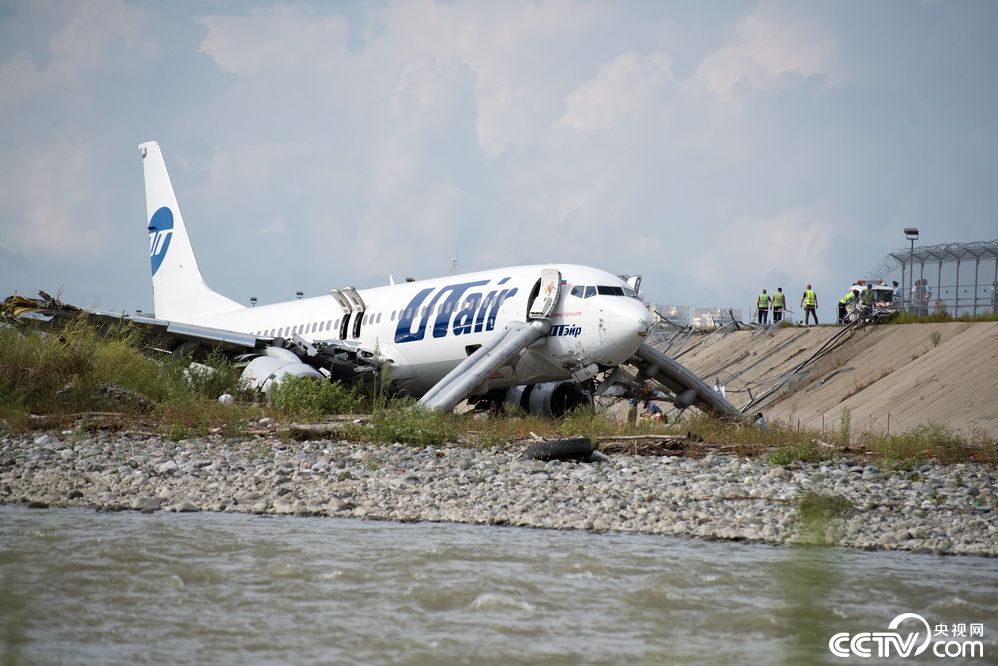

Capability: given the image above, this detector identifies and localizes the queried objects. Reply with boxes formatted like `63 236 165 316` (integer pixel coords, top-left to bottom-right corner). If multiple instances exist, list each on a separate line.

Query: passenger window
377 313 382 323
584 286 596 298
391 311 396 321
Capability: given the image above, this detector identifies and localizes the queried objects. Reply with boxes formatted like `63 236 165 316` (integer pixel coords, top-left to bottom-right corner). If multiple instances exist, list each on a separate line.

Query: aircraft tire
523 437 593 462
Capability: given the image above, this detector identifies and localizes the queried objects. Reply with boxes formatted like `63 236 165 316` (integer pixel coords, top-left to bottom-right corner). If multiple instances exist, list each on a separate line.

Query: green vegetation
837 407 851 445
368 403 460 447
269 376 365 420
857 424 994 468
0 321 261 437
1 321 994 464
766 442 826 466
797 491 852 545
930 330 942 347
886 310 998 325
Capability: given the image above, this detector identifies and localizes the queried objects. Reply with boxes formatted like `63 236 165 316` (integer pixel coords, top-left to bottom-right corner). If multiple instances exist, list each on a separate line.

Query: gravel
1 431 994 556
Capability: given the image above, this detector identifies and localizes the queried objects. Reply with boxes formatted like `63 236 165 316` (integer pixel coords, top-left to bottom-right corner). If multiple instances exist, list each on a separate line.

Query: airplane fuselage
189 264 651 395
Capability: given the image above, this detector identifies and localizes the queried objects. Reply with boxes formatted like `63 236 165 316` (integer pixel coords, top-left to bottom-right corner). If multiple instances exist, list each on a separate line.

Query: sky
1 0 996 323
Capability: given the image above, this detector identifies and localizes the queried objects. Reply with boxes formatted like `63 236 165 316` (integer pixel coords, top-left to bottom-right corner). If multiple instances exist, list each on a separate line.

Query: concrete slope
662 322 998 437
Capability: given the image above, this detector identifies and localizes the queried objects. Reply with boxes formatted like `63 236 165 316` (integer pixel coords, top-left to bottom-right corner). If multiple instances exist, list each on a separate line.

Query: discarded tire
523 437 594 462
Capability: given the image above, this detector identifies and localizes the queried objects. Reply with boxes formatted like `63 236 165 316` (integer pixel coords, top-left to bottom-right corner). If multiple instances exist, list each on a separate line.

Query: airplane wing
2 291 383 384
3 291 266 353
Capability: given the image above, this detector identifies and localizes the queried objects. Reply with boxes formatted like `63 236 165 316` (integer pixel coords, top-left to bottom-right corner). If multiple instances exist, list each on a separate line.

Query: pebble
1 431 995 556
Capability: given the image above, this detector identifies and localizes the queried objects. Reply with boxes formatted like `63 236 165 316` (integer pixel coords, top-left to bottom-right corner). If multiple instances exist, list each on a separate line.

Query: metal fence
886 240 998 317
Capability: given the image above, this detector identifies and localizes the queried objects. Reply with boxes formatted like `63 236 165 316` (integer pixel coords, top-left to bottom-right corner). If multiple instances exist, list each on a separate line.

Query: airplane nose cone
596 299 653 366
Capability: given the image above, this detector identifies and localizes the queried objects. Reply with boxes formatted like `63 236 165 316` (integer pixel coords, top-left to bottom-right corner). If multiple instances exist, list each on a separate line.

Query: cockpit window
570 284 641 299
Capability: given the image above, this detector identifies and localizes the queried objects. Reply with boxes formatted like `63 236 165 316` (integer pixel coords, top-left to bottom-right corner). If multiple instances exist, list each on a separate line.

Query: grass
0 321 260 438
885 310 998 325
268 375 365 421
1 319 994 465
858 423 995 468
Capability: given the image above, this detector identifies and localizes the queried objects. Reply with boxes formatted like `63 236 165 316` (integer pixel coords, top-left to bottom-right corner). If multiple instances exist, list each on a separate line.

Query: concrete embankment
664 321 998 437
2 432 994 556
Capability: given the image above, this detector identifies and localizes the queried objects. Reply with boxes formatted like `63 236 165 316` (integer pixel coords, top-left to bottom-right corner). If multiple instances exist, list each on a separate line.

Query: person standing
772 287 786 323
892 281 902 309
757 289 771 324
801 284 818 325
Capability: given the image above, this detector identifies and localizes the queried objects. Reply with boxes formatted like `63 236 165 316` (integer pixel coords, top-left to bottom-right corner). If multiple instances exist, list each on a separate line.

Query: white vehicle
9 141 736 418
844 282 898 323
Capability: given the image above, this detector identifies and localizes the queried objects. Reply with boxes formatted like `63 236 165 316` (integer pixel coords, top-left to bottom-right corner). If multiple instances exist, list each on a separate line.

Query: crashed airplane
4 141 738 419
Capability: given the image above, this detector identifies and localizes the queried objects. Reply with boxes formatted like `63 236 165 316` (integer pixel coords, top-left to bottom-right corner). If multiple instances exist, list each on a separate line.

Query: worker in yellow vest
772 287 786 323
757 289 771 324
838 289 857 323
801 284 818 325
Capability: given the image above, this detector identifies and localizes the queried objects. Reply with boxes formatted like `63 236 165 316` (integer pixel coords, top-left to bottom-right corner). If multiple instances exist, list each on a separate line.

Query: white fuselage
185 264 652 395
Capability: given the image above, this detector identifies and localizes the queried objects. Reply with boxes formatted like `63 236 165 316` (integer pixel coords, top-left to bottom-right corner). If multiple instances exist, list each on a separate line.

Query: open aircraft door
529 269 562 320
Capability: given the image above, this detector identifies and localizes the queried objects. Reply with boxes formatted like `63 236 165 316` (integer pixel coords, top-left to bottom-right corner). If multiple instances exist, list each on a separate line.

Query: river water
0 506 994 665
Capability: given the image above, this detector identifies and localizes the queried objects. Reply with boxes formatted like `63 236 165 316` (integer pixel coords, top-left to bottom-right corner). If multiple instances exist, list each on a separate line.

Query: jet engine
498 380 593 418
240 347 323 393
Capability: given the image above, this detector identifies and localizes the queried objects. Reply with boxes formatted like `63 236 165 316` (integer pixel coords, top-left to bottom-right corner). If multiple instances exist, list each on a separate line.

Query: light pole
904 227 919 313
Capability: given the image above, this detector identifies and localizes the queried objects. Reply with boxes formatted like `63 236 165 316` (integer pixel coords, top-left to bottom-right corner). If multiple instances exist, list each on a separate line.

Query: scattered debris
522 437 594 461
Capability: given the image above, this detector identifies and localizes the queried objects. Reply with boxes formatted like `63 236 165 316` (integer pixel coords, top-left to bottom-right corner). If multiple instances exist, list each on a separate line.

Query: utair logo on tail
148 207 174 276
394 277 518 343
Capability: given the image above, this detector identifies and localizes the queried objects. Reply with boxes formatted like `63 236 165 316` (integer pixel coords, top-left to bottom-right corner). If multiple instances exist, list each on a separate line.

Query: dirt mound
667 322 998 437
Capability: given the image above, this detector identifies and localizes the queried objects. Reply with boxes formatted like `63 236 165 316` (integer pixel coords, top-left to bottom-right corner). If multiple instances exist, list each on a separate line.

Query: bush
0 321 165 413
268 375 365 420
369 404 459 446
860 423 992 467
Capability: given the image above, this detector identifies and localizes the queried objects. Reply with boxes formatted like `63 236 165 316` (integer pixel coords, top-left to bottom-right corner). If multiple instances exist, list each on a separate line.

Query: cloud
0 0 150 113
695 8 838 99
687 201 858 297
0 141 102 257
556 52 673 132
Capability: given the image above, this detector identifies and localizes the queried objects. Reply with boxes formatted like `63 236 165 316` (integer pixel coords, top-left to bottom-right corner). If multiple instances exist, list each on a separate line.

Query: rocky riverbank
1 430 995 556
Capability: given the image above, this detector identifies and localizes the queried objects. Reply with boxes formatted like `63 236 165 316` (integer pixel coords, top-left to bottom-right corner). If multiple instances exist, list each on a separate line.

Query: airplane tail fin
139 141 242 321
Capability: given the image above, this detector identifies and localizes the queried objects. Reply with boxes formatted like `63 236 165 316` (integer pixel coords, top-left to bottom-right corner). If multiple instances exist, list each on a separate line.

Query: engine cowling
240 347 323 393
501 381 593 418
